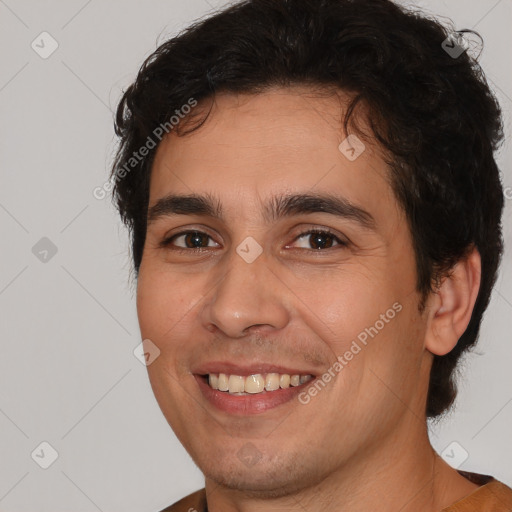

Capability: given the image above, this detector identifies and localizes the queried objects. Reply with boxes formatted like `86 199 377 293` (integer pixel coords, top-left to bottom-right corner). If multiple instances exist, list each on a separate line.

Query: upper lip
193 361 318 377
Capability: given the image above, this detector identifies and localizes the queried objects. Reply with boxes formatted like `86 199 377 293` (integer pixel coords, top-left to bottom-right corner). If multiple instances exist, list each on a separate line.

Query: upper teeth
208 373 313 394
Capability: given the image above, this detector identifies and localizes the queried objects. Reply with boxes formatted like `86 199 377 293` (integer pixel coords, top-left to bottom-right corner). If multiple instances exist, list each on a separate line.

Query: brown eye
163 231 219 249
292 230 346 250
183 232 209 248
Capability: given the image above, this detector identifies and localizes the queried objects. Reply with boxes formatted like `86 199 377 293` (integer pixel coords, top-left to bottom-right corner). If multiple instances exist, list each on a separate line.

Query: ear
424 247 481 356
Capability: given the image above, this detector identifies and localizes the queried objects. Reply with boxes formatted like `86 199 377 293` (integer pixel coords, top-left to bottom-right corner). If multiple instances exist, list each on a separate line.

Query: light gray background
0 0 510 511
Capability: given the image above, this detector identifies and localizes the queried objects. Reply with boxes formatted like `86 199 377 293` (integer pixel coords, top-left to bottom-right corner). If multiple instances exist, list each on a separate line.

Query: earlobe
424 247 481 356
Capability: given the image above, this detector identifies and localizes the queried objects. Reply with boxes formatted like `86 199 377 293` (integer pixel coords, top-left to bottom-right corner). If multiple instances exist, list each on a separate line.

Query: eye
162 230 219 250
291 229 347 250
160 228 347 252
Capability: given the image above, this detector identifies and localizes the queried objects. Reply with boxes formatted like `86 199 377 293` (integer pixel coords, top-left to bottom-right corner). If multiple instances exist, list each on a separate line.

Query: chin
198 448 322 498
206 470 304 499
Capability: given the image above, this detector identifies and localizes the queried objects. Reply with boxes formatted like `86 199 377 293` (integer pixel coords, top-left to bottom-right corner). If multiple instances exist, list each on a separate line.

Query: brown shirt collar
160 472 512 512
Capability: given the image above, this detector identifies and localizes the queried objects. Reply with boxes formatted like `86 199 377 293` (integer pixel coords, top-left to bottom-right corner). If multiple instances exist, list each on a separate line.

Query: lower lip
195 375 314 415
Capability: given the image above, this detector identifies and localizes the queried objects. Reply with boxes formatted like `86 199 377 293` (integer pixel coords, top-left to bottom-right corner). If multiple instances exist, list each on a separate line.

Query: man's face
137 88 432 495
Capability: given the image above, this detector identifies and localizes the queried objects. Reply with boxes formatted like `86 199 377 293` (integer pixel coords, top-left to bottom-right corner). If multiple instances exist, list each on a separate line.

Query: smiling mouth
203 372 314 395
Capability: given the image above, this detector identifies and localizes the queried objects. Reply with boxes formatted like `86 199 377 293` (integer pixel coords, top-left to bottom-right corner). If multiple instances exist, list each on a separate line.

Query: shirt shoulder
157 488 206 512
443 473 512 511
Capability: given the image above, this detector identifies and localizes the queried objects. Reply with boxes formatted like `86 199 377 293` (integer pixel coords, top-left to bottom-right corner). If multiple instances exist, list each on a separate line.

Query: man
111 0 512 510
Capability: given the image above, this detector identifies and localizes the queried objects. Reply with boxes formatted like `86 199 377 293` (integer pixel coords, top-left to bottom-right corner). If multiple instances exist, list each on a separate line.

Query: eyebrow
147 192 376 230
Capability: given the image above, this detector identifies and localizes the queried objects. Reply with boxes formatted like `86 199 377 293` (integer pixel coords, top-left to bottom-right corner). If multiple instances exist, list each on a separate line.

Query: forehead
157 87 367 162
149 87 395 219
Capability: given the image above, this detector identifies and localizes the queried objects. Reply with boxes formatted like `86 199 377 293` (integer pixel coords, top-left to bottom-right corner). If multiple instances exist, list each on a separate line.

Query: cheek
136 267 193 342
136 273 164 338
281 264 400 354
353 297 426 415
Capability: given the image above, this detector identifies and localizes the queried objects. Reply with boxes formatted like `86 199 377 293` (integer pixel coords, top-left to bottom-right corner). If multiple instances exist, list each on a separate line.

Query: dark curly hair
110 0 504 418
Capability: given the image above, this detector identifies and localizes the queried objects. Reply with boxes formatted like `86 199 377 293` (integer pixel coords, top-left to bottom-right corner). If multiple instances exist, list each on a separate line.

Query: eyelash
160 228 348 252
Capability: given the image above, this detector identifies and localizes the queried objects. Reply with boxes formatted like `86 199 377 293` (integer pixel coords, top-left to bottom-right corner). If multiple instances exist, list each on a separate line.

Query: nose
199 247 290 338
